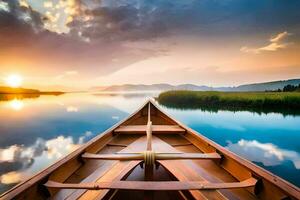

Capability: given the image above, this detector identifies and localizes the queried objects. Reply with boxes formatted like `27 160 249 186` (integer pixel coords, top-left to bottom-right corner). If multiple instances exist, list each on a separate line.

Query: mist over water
0 93 299 194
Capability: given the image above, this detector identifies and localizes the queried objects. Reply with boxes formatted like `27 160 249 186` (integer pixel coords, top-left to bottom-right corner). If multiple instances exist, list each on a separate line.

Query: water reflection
0 132 93 187
66 106 79 112
0 171 21 185
8 99 24 111
226 139 300 169
159 101 300 116
0 94 40 102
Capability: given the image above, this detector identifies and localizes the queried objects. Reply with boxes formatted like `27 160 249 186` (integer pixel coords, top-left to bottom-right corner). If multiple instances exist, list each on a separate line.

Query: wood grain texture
45 178 257 190
114 125 185 133
81 152 221 161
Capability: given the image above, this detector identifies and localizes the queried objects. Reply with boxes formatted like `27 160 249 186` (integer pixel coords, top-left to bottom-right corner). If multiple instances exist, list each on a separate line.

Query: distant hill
98 84 214 92
92 78 300 92
101 84 174 91
0 86 64 95
228 79 300 91
175 84 213 91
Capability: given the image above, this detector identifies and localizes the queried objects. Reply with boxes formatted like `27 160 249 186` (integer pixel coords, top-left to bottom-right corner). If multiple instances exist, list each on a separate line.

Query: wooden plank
82 152 221 160
106 143 128 147
47 158 83 196
70 135 138 182
77 161 141 200
121 135 180 153
157 152 221 160
147 102 151 123
172 143 193 147
145 103 154 185
160 161 229 200
45 178 257 190
82 153 143 160
52 161 118 200
114 125 185 134
146 122 152 151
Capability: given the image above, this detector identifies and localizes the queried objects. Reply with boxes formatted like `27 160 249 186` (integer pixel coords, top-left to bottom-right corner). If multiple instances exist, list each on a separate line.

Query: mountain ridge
91 78 300 92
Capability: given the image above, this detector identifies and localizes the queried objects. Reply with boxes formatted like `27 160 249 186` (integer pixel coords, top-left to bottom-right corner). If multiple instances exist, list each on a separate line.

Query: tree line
268 84 300 92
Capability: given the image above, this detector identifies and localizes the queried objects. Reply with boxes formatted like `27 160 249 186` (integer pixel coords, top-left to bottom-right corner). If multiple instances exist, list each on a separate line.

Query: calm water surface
0 93 299 194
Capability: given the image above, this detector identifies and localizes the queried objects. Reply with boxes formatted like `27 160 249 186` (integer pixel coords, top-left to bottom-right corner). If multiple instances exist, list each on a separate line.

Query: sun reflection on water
9 99 24 111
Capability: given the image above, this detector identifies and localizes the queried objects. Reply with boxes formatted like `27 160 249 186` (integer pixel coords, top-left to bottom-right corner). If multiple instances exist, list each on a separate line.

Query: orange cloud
241 31 293 54
0 171 22 184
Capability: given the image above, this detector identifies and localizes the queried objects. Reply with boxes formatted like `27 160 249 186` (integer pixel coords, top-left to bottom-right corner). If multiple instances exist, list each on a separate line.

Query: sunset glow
0 0 299 90
5 75 23 88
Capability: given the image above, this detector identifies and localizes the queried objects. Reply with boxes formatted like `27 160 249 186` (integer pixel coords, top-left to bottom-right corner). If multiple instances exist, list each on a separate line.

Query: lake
0 92 299 194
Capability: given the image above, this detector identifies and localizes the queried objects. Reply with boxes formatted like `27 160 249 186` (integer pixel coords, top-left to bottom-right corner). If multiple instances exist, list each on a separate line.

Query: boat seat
45 178 257 191
114 125 185 134
81 152 221 161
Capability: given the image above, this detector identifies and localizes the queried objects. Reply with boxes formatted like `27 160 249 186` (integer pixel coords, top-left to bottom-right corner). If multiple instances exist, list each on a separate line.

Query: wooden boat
1 99 299 200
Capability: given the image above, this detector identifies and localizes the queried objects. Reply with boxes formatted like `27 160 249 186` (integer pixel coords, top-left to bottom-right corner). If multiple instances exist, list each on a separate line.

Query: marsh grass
157 91 300 115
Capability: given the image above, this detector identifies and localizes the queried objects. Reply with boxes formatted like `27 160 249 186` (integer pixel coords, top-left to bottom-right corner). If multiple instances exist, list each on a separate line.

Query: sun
5 74 23 88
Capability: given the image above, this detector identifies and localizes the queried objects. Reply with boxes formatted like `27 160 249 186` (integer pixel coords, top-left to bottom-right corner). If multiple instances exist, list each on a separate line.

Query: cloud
0 134 87 185
112 116 119 120
0 171 22 184
0 1 9 12
19 0 29 8
45 135 79 159
41 0 82 33
270 31 291 43
43 1 53 9
66 106 78 112
226 139 300 169
0 138 45 166
241 31 293 54
0 0 162 77
78 131 93 144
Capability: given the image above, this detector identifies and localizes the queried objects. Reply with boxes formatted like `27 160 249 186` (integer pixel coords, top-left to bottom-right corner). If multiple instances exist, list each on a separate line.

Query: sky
0 0 300 90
